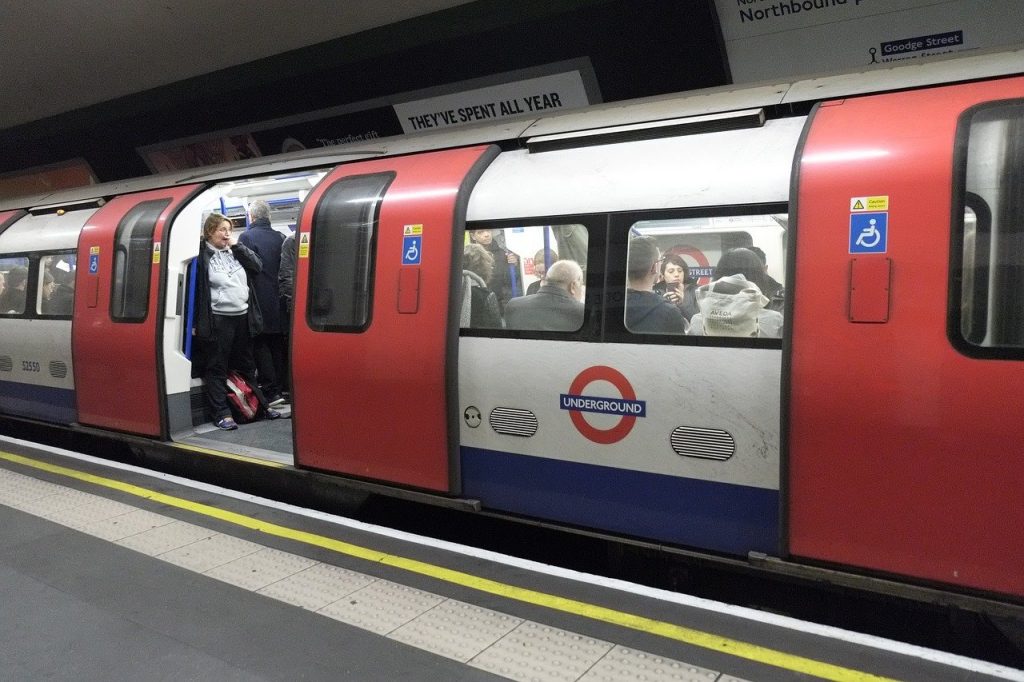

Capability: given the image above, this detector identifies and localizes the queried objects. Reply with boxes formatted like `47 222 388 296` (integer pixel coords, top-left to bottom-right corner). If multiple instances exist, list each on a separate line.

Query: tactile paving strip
204 546 318 591
318 578 445 635
470 621 614 681
0 465 746 682
389 598 523 662
257 562 375 610
580 645 720 682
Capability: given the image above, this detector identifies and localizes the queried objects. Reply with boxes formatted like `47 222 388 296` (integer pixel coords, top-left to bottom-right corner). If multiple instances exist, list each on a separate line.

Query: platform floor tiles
2 442 1021 682
0 464 744 681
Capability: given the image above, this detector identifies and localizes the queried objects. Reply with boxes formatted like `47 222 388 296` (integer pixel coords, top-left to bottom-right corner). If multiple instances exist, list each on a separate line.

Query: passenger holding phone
653 253 699 322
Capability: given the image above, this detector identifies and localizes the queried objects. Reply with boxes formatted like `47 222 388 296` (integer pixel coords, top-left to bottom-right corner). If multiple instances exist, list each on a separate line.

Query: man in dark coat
239 200 287 405
625 236 687 334
504 260 584 332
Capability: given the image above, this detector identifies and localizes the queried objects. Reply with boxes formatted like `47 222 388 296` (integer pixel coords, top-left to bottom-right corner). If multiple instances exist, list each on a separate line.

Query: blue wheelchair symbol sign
849 212 888 254
88 254 99 274
402 236 422 265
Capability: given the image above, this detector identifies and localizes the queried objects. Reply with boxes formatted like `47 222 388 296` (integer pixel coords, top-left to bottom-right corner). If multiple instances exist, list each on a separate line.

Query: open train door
788 77 1024 598
74 186 201 436
291 146 497 492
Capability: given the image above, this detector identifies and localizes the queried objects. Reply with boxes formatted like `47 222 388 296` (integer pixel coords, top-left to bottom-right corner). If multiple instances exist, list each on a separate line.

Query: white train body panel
467 117 804 220
0 209 90 423
458 338 780 489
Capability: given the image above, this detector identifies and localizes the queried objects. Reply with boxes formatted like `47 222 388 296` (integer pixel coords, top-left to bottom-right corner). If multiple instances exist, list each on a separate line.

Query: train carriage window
626 214 787 338
954 101 1024 352
463 224 588 332
0 255 30 315
308 172 394 332
37 252 76 317
111 199 170 322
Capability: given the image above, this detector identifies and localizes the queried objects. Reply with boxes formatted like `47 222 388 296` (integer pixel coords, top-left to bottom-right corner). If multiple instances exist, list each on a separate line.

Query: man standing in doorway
239 199 287 406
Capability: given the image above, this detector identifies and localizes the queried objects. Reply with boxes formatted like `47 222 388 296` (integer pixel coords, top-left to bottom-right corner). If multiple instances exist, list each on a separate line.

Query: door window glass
955 101 1024 351
308 173 394 331
111 200 169 322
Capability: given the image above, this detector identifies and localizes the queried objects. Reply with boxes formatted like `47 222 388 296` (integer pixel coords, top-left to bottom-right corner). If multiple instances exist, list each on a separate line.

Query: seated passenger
526 248 558 296
687 248 783 338
624 236 687 334
0 266 28 314
461 243 503 329
504 259 584 332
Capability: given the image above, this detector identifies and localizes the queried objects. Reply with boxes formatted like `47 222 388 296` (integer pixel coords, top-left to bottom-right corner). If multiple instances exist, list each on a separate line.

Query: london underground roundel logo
560 366 646 444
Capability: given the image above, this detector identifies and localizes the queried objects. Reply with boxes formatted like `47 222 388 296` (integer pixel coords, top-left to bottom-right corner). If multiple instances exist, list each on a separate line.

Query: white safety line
2 434 1021 681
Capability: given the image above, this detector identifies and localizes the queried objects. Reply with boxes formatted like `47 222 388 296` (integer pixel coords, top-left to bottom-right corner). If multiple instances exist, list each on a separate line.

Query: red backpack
225 371 260 423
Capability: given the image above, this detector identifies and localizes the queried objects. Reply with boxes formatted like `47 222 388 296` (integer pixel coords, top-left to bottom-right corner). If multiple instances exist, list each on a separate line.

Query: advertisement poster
138 61 599 174
250 106 402 156
715 0 1023 83
0 159 98 200
393 70 592 134
142 135 262 174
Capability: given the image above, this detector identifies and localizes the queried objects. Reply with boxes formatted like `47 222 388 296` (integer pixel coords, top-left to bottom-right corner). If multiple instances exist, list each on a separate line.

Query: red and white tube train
2 49 1023 612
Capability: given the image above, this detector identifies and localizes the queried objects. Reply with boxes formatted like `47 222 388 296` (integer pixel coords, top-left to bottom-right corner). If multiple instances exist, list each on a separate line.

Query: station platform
1 434 1021 682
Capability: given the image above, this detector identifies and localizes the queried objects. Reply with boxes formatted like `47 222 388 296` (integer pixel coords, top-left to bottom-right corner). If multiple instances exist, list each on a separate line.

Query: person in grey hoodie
194 212 280 430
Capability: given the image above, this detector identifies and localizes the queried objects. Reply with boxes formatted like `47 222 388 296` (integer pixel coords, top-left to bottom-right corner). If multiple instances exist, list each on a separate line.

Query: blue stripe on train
0 380 76 424
461 446 779 556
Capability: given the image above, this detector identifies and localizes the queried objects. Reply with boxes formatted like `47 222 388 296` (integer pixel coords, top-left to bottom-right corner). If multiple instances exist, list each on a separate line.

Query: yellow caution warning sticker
404 224 423 236
298 232 310 259
851 196 889 212
151 243 161 264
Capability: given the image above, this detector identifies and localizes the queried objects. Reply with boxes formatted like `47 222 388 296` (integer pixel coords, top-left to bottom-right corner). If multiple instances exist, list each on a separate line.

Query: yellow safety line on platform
0 449 894 682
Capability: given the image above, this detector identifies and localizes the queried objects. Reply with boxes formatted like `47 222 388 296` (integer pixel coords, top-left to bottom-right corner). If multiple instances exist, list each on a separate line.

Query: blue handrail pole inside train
184 257 198 361
508 260 519 298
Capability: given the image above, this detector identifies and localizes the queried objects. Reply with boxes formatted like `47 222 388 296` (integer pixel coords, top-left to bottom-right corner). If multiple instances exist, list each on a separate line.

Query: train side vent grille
49 361 69 379
0 356 12 372
670 426 735 461
489 408 539 438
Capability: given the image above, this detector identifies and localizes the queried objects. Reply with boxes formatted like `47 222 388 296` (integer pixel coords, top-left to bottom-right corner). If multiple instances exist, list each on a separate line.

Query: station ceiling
0 0 475 130
0 0 727 184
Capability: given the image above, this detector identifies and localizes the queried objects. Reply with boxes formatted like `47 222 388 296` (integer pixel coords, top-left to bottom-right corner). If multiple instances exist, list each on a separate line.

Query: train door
789 77 1024 598
74 186 201 436
291 146 498 491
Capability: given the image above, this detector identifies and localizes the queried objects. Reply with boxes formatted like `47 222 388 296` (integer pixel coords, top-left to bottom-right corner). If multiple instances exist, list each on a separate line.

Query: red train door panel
292 146 497 492
789 77 1024 597
0 211 22 230
74 186 201 436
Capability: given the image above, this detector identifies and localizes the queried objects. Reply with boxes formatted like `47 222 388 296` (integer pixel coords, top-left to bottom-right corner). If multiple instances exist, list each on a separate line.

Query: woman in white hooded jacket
687 248 783 338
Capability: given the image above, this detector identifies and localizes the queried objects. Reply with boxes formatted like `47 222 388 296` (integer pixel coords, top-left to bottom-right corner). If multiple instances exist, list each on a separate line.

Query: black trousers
203 313 269 421
252 332 286 397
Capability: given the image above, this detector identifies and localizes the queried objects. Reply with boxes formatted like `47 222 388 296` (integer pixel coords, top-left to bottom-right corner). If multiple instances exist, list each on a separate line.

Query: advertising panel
715 0 1023 82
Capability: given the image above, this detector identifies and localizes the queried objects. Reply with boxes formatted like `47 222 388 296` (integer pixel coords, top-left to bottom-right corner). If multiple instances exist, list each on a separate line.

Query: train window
0 255 30 315
111 199 170 322
37 252 76 317
463 225 588 332
626 215 786 338
308 172 394 332
954 101 1024 352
